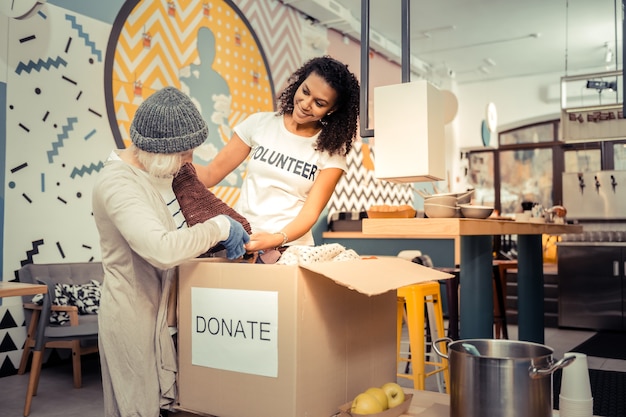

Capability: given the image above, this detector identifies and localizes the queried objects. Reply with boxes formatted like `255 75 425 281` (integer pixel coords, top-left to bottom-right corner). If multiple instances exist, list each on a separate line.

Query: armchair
17 262 102 416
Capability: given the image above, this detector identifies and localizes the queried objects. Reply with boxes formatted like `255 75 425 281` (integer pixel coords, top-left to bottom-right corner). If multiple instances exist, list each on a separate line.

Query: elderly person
92 86 249 417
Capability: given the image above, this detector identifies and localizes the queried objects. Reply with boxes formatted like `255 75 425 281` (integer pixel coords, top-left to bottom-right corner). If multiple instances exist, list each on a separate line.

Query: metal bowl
459 204 494 219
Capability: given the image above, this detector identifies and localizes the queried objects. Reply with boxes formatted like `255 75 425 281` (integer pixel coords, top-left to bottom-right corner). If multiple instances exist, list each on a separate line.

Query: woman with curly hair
193 56 360 254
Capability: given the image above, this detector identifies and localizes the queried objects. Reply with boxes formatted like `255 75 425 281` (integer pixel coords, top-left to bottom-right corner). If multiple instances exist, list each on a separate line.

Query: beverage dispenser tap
578 173 585 194
611 175 618 192
594 175 601 193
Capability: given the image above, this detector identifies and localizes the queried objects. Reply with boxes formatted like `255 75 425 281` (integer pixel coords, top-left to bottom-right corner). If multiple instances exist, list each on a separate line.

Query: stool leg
403 287 426 390
492 265 508 339
397 296 405 374
431 293 450 393
498 265 510 339
443 276 459 340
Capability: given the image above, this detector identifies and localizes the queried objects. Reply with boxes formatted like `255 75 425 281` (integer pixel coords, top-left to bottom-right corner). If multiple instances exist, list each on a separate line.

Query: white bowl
424 203 460 218
423 195 458 206
459 204 494 219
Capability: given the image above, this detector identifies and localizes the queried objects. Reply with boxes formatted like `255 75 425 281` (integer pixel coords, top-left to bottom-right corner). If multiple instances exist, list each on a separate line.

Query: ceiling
282 0 623 85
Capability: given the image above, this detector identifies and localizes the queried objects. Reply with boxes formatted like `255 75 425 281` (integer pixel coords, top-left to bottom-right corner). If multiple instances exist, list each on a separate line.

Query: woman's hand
245 232 285 252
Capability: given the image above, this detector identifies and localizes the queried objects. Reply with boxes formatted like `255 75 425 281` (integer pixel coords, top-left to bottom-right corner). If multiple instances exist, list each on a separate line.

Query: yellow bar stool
397 281 449 393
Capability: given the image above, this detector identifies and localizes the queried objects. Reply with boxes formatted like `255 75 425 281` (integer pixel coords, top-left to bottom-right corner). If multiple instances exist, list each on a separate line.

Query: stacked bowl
422 190 494 219
423 194 460 218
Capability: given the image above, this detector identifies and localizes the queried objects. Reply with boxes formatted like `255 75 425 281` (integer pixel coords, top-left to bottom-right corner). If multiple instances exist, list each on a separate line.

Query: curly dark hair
276 56 360 157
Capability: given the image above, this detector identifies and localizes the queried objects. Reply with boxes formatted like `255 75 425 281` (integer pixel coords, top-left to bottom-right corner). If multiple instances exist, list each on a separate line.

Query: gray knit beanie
130 86 208 154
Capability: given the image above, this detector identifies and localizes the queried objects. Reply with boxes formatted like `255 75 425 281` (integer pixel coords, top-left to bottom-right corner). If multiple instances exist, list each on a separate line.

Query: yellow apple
381 382 405 408
364 387 388 410
351 392 384 415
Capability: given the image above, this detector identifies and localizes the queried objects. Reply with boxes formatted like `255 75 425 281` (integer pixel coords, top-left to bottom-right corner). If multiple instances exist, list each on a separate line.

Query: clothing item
172 162 252 254
92 157 230 416
234 112 347 246
131 87 208 154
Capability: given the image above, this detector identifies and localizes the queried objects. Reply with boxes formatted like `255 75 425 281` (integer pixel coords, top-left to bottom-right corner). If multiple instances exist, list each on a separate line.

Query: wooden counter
361 218 581 237
0 282 47 298
325 218 583 343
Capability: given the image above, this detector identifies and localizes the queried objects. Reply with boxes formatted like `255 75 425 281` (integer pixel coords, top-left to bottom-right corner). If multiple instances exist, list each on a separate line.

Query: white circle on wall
0 0 46 19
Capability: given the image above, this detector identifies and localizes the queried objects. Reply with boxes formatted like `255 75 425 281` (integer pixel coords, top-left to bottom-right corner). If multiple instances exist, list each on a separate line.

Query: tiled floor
1 325 625 417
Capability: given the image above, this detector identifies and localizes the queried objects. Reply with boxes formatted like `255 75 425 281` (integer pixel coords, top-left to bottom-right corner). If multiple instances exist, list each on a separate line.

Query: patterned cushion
31 280 101 325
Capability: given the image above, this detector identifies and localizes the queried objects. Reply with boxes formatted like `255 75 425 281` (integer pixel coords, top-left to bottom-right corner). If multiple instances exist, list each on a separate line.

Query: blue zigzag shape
70 161 105 178
65 14 102 62
47 117 78 162
15 56 68 75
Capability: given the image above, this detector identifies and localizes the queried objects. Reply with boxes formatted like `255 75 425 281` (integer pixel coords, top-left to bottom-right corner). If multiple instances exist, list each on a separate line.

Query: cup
559 395 593 417
559 352 592 401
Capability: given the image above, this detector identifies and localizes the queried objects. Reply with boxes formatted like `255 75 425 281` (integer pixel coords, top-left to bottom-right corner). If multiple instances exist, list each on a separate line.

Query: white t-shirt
234 112 347 246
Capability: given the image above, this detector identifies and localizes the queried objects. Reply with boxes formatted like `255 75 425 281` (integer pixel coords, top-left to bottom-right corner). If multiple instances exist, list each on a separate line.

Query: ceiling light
484 58 496 66
479 66 490 74
605 45 613 63
421 33 540 54
411 25 456 40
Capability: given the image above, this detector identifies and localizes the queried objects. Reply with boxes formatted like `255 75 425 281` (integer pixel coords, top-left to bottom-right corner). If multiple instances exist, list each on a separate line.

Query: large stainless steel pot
433 338 575 417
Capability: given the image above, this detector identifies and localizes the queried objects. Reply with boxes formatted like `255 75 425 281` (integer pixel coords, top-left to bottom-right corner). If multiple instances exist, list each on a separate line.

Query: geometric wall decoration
105 0 275 206
1 0 326 376
3 5 115 275
328 140 414 215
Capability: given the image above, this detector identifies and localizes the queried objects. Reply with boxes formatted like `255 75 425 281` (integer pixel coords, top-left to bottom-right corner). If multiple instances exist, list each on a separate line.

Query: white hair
134 146 183 179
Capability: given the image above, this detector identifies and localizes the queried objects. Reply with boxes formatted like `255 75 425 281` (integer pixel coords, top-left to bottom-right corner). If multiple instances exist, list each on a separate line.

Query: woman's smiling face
291 72 338 125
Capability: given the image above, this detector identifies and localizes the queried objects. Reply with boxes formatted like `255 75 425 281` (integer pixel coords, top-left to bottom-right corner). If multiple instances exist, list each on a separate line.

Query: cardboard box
177 257 450 417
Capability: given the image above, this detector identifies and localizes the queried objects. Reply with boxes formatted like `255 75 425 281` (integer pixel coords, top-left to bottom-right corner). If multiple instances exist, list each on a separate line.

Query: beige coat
92 159 229 417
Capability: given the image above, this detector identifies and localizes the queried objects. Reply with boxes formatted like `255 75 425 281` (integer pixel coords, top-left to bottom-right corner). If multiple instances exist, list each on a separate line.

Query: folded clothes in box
328 211 368 232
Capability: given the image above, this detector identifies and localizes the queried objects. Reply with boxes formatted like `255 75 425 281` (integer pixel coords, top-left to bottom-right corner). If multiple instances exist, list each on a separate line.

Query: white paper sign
190 287 278 377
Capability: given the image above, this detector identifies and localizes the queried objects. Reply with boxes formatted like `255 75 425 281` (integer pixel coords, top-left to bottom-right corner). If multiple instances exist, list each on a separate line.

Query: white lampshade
373 81 446 183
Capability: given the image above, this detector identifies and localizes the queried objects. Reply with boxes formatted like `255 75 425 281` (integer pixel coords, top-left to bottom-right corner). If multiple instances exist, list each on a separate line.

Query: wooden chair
492 260 518 339
17 263 101 416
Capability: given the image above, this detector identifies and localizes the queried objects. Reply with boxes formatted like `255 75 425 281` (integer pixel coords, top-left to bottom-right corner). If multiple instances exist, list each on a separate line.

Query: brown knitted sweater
172 163 252 255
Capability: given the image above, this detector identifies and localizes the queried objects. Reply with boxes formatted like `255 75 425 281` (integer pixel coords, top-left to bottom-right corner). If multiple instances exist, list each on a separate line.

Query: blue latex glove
219 216 251 260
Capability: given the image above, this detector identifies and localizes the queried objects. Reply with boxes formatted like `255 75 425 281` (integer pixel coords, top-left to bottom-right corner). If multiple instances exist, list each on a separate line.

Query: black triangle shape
0 332 19 353
0 309 19 329
0 354 18 377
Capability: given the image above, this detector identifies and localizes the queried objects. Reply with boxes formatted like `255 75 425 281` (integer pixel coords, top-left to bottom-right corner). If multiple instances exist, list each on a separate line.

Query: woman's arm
245 167 344 251
193 134 251 187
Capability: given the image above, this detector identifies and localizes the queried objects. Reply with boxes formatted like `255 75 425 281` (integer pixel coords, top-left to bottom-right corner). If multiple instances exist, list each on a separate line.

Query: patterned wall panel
1 4 114 376
236 0 307 93
0 0 284 377
328 141 413 215
0 0 408 377
106 0 275 206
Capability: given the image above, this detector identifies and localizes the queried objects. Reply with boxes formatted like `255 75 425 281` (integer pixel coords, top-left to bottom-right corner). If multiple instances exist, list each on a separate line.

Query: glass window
614 143 626 170
499 123 555 146
499 148 553 214
564 149 602 172
467 151 495 206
